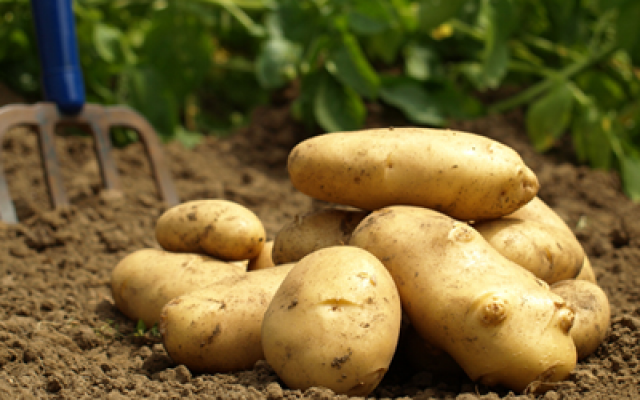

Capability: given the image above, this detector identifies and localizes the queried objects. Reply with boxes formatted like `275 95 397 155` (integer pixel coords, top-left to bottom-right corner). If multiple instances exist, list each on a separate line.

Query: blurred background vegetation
1 0 639 198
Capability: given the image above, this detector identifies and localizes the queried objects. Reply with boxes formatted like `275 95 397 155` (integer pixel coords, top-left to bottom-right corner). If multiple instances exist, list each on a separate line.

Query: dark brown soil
1 100 639 399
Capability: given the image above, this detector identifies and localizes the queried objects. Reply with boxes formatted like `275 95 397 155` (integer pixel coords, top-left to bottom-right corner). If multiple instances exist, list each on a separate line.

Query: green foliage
0 0 270 145
526 81 574 152
257 0 486 132
1 0 640 199
134 319 161 338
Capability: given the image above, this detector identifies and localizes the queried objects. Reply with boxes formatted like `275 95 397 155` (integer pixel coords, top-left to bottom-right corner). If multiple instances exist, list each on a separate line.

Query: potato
576 256 597 283
551 279 611 360
474 218 584 284
262 246 401 397
288 128 539 221
247 240 275 271
396 323 465 376
159 264 294 373
111 248 244 327
349 206 577 392
508 196 574 235
155 199 266 261
272 208 369 264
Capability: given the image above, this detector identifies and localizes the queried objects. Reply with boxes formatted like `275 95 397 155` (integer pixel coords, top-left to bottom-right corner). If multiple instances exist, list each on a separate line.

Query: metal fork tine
83 106 121 192
0 157 17 224
37 108 69 209
100 105 179 207
0 104 30 224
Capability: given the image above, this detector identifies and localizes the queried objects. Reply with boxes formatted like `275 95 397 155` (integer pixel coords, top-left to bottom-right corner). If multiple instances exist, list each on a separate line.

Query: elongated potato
508 196 574 235
111 248 244 327
262 246 401 397
474 218 584 284
551 279 611 360
159 264 294 373
349 206 576 392
397 323 465 376
288 128 539 221
155 199 266 261
272 208 369 264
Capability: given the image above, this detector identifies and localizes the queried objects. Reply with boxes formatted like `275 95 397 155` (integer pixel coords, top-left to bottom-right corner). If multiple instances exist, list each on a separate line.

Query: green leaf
620 154 640 201
480 0 517 89
291 70 324 126
273 0 325 44
364 27 405 64
314 73 366 132
431 80 485 120
575 70 626 111
526 81 574 152
571 103 612 169
123 66 179 140
540 0 582 44
417 0 468 32
379 76 445 126
347 0 398 35
135 319 147 336
256 37 301 89
404 42 442 81
93 23 122 63
140 6 213 105
595 0 628 12
327 34 380 99
616 0 640 64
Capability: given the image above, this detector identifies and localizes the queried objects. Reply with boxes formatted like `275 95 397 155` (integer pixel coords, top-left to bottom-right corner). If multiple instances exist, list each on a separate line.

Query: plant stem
508 60 554 78
520 34 583 61
449 19 484 41
488 41 618 114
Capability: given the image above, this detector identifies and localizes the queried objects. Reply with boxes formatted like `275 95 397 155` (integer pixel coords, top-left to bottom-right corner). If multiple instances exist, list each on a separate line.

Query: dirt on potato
1 97 639 399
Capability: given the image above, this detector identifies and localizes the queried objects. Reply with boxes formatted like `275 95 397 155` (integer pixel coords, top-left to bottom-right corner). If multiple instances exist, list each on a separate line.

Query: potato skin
551 279 611 360
349 206 576 392
396 323 465 376
159 264 294 373
110 248 244 327
508 196 574 235
155 199 266 261
247 240 275 271
262 246 401 397
288 128 539 221
576 256 597 283
474 218 584 284
272 208 369 265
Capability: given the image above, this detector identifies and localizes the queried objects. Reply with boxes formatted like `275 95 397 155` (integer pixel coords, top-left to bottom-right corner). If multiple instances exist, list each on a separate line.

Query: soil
1 98 640 399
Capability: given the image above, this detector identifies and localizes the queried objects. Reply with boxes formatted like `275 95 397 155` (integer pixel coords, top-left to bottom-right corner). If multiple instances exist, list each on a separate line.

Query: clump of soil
1 103 639 399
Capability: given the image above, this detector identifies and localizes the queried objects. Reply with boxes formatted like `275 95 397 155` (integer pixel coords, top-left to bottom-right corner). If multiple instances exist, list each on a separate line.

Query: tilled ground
1 104 639 399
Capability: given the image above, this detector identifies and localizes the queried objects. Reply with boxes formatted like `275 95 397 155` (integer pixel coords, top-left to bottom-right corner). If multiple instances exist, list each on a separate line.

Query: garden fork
0 0 179 224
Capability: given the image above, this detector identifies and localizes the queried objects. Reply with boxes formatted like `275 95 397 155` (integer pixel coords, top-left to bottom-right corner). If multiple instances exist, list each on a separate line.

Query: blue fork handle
31 0 85 115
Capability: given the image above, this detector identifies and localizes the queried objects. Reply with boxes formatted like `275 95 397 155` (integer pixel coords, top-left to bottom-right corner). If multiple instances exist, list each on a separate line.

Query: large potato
288 128 539 221
551 279 611 360
262 246 401 397
111 248 244 327
474 218 584 284
349 206 577 392
159 264 294 373
272 208 369 265
155 199 266 261
508 196 574 235
396 323 465 376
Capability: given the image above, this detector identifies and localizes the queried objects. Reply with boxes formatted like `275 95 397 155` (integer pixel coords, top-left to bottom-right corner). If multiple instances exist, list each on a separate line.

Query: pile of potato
111 127 611 396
